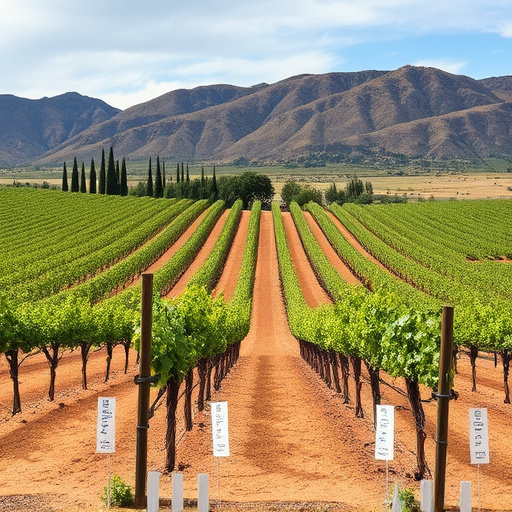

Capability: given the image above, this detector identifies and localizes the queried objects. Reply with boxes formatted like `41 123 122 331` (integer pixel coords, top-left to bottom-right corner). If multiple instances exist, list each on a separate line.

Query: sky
1 0 511 110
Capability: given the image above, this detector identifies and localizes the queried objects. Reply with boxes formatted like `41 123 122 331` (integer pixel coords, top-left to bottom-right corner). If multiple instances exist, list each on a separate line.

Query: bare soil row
0 207 510 511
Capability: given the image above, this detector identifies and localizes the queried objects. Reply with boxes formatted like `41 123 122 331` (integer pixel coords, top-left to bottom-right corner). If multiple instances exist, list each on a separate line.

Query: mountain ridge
2 66 512 167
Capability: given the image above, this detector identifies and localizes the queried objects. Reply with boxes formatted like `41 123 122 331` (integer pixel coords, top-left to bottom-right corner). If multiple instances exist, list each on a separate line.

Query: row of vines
1 186 511 478
271 198 511 479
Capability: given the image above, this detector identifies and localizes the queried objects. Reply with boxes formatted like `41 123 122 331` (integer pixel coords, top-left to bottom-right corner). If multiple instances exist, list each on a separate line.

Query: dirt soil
1 210 511 511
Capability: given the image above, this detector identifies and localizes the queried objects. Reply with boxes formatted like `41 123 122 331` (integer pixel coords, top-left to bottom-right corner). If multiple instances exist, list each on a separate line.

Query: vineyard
0 186 511 511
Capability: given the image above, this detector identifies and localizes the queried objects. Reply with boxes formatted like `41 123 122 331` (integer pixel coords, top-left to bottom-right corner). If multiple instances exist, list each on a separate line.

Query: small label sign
211 401 230 457
96 397 116 453
469 408 489 464
375 405 394 461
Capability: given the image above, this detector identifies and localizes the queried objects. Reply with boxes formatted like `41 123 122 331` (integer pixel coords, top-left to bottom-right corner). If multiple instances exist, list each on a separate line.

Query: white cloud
413 59 468 75
2 0 512 108
497 21 512 37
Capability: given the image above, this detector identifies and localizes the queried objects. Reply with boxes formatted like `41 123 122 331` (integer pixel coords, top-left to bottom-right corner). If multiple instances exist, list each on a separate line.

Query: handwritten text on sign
375 405 394 460
211 401 230 457
469 408 489 464
96 397 116 453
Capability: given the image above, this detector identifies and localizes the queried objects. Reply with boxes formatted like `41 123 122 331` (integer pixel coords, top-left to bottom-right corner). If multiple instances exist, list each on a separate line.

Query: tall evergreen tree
186 164 190 183
89 158 97 193
154 156 163 198
212 164 218 196
120 158 128 196
115 160 120 194
98 149 106 194
80 161 87 193
201 166 205 186
71 157 79 192
181 162 184 183
147 157 154 197
176 163 180 183
106 147 117 195
61 162 69 191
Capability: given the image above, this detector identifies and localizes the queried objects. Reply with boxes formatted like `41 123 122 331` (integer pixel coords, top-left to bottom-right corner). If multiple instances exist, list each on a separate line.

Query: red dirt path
0 207 511 511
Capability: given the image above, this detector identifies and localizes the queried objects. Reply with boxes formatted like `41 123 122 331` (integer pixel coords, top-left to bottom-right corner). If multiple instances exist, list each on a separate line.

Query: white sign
469 408 489 464
375 405 394 460
211 401 229 457
96 397 116 453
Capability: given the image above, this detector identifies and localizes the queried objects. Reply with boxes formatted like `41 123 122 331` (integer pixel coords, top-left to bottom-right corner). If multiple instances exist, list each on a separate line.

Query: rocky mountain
0 93 120 166
2 66 512 167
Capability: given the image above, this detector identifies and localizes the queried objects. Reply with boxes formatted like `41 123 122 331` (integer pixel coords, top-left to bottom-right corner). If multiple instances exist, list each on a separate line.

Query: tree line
62 150 275 209
62 147 128 196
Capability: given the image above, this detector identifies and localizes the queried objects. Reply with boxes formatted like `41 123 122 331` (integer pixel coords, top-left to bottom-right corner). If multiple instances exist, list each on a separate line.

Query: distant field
1 163 512 200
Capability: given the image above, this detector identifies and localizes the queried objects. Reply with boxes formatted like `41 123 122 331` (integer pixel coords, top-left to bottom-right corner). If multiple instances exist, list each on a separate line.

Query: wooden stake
434 305 454 512
135 273 153 508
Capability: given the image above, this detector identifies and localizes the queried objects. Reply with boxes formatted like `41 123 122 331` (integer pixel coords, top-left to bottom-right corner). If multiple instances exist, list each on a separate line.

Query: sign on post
375 405 395 460
469 408 489 464
96 397 116 453
211 401 229 457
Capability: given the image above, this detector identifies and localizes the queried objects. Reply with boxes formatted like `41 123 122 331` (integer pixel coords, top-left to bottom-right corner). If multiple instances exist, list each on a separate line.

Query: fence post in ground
459 481 472 512
147 471 160 512
420 479 434 512
198 474 209 512
172 472 184 512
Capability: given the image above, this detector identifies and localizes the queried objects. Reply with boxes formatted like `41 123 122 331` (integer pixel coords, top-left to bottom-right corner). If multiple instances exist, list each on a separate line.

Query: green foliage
353 192 373 204
134 286 231 387
106 147 118 196
146 157 154 197
129 181 146 196
0 297 17 353
154 156 163 198
71 157 79 193
281 180 302 207
345 174 364 198
89 158 97 194
120 158 128 196
325 182 345 205
80 161 87 193
398 486 420 512
187 200 243 291
217 171 274 208
61 162 68 191
101 475 134 507
381 307 441 388
292 186 322 206
98 149 106 194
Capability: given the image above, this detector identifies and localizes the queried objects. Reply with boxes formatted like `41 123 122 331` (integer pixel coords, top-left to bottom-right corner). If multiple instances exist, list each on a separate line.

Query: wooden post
434 305 454 512
135 273 153 508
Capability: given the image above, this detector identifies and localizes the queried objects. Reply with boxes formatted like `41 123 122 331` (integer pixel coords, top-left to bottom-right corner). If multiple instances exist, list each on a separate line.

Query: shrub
101 475 134 507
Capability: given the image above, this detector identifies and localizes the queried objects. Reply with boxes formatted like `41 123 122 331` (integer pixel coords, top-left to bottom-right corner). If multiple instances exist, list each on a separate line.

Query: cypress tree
120 158 128 196
154 156 163 198
176 163 180 183
212 164 218 196
89 158 97 193
98 149 106 194
115 160 120 194
71 157 79 192
186 164 190 183
146 157 153 197
201 166 205 186
62 162 69 191
106 147 116 195
80 161 87 193
181 162 184 183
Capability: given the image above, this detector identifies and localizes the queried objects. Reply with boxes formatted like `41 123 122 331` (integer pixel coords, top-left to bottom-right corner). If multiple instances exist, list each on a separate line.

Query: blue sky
1 0 511 109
